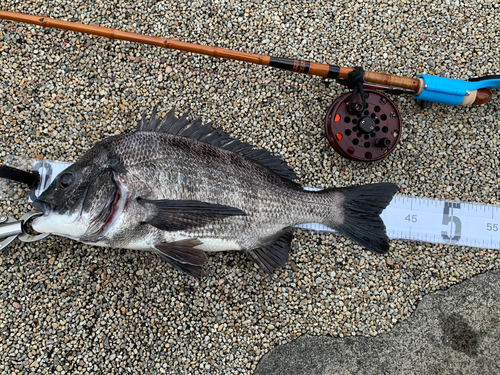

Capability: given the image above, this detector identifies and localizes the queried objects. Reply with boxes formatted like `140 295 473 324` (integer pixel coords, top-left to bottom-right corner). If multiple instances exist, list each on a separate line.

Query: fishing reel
325 72 500 162
1 11 499 163
325 90 402 162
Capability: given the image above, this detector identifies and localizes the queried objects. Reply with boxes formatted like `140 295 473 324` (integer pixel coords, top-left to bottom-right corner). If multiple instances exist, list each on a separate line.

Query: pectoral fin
154 239 208 278
247 229 293 274
138 198 246 231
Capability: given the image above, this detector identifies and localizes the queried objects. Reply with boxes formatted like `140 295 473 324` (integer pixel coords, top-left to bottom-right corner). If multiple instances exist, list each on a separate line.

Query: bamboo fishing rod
1 10 497 106
0 11 421 90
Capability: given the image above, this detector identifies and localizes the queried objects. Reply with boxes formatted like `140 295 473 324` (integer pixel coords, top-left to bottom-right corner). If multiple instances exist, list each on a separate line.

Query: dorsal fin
136 108 298 181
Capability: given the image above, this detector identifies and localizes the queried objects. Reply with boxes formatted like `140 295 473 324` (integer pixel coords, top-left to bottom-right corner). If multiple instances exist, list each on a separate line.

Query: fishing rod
1 10 499 162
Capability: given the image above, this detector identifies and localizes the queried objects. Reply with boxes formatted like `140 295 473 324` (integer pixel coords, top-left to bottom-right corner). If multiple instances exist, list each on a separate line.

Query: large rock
255 270 500 375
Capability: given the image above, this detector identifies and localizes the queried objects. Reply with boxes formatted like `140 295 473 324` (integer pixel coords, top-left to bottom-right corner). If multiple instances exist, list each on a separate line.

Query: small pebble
0 0 499 374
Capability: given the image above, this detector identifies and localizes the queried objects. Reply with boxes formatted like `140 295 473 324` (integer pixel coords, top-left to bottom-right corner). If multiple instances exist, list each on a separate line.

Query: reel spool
325 90 402 162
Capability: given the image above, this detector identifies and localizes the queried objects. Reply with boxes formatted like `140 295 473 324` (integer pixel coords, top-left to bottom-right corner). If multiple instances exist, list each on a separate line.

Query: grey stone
256 270 500 375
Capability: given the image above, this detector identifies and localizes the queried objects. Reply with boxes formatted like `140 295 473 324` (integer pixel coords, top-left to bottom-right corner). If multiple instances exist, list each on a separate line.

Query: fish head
32 160 124 241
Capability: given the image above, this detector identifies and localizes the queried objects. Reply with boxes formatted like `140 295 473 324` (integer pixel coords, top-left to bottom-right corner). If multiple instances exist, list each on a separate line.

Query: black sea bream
32 109 398 278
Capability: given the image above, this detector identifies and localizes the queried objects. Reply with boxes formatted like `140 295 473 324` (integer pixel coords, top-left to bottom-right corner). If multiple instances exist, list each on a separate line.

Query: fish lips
31 198 46 213
31 198 53 215
31 183 89 217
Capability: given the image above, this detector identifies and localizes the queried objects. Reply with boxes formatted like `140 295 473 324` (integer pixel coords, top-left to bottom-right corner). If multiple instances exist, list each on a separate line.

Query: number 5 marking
441 202 462 243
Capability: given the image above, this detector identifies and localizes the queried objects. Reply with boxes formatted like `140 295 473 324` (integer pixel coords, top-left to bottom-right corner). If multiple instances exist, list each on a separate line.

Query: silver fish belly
32 109 398 278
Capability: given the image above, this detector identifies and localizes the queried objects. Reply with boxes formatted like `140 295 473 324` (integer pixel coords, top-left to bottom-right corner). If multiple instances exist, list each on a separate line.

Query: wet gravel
1 0 500 374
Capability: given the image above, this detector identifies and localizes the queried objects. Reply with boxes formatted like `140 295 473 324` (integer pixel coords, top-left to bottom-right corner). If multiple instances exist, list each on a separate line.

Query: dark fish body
32 109 398 278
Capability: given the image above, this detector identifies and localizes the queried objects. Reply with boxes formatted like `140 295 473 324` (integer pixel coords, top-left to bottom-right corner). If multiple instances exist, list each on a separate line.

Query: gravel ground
1 0 499 374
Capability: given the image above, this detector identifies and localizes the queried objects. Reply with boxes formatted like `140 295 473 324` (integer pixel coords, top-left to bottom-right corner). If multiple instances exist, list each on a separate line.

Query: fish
32 108 398 278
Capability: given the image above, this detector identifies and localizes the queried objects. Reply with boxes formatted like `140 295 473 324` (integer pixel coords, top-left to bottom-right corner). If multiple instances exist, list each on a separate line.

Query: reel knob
325 90 402 162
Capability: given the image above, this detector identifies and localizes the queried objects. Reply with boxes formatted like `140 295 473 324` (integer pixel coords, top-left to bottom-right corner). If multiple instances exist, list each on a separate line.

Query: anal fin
154 239 208 278
247 229 293 274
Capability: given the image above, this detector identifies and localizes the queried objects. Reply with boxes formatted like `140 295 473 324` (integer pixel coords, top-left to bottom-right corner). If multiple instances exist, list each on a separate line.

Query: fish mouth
32 198 50 214
30 199 85 240
32 182 91 220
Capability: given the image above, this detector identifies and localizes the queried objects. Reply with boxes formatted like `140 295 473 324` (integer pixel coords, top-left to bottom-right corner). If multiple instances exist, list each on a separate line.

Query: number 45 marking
405 214 417 223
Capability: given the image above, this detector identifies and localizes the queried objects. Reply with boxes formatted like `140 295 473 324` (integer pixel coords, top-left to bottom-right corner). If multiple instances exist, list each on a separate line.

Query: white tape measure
382 196 499 250
12 158 500 251
299 189 500 250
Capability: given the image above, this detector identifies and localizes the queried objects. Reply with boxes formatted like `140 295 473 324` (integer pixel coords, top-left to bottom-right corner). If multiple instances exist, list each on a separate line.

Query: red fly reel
325 90 402 162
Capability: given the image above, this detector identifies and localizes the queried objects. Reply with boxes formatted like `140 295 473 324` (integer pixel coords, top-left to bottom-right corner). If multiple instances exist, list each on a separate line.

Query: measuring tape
2 157 499 251
382 196 500 250
300 189 500 250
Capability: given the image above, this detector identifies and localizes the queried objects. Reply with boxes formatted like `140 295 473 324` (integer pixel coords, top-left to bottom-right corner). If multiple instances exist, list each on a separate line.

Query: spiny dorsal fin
136 108 298 181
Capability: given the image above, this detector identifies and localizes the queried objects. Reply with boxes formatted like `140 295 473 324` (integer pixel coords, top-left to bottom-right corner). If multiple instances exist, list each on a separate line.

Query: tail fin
325 183 398 254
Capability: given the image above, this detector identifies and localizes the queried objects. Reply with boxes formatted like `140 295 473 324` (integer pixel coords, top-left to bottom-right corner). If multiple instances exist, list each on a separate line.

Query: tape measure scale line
2 157 499 251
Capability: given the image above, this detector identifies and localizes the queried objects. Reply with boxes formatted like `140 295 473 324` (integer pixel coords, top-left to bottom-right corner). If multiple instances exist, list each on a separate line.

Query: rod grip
363 71 421 92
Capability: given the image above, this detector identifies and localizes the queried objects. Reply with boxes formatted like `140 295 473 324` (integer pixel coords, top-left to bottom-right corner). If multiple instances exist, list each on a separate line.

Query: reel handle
472 88 493 105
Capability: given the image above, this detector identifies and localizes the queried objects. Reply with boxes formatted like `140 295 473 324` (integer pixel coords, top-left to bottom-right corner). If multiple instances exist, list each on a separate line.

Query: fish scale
30 109 398 278
111 151 300 248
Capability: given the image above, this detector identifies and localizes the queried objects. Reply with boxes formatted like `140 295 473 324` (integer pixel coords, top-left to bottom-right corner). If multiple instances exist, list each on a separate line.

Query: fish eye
58 173 75 189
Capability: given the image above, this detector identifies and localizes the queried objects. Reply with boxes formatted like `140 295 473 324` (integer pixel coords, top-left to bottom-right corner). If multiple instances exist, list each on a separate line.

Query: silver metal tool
0 211 49 250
